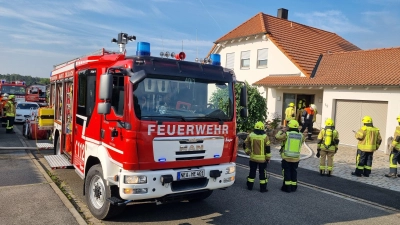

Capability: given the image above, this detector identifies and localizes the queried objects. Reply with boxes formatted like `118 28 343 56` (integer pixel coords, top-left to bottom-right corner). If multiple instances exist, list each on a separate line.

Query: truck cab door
74 69 97 174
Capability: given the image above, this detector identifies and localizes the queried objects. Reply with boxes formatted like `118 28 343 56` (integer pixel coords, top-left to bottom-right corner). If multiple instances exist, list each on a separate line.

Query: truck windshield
133 77 234 122
1 86 26 95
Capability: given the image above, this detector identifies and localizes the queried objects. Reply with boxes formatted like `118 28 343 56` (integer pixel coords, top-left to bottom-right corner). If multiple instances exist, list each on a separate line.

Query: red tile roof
254 47 400 86
215 12 360 76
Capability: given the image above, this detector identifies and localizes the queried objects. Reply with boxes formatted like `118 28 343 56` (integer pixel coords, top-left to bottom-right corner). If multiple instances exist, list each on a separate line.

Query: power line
199 0 223 32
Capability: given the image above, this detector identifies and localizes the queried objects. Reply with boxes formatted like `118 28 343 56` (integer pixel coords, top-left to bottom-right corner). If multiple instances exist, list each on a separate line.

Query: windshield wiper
185 116 224 125
141 115 186 123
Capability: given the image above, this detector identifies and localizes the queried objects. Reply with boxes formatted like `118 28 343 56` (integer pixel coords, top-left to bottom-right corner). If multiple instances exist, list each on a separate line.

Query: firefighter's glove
316 149 321 158
335 147 338 153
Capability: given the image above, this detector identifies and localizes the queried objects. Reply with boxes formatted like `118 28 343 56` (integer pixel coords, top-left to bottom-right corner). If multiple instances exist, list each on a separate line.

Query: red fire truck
26 84 47 106
42 33 248 219
0 80 27 103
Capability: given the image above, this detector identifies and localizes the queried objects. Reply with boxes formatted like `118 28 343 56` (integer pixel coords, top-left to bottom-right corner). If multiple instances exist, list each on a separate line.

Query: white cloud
76 0 145 17
295 10 372 34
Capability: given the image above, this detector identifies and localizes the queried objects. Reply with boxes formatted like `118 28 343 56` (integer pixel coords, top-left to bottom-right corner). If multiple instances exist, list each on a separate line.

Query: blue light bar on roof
136 42 150 56
210 54 221 66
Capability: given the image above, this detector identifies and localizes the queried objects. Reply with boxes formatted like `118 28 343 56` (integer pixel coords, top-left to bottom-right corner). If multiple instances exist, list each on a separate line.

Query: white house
208 9 400 153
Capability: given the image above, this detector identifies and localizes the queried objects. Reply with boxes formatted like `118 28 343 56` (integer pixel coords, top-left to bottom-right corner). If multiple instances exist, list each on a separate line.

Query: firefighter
316 118 339 177
300 104 317 140
296 99 304 126
1 93 9 127
4 95 16 133
352 116 382 177
275 119 305 193
284 102 295 127
384 115 400 178
244 121 271 193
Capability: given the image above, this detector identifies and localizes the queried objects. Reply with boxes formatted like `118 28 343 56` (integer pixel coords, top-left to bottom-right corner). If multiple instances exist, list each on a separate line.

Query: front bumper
118 162 236 201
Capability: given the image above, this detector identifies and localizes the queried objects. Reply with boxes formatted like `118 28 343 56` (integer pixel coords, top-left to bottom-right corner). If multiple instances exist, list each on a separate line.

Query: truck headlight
226 166 235 174
124 175 147 184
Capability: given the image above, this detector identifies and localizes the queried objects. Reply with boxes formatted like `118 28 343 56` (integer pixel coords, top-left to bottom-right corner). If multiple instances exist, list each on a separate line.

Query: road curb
14 126 88 225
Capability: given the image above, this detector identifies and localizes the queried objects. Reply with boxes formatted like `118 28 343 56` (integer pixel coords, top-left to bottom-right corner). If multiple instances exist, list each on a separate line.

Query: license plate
178 169 205 180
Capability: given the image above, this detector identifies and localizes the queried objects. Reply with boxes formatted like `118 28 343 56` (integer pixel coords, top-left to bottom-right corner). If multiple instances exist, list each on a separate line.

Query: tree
210 81 267 132
0 74 50 86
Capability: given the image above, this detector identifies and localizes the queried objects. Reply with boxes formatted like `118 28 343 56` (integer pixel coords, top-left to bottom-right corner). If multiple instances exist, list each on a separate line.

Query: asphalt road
17 124 400 225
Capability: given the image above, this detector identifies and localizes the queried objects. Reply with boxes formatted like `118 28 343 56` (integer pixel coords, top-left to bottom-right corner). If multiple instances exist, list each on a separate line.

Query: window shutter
241 51 250 59
226 53 235 69
257 49 268 60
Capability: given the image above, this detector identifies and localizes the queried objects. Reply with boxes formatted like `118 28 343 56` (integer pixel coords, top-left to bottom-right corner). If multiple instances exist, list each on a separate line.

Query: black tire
188 190 213 202
54 134 60 155
85 164 125 220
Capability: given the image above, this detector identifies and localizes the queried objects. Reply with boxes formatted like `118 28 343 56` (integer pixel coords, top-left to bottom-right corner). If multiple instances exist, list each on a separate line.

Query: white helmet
310 104 317 111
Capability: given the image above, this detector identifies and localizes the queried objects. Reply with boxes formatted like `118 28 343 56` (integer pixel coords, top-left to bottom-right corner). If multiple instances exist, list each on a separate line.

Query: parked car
15 102 40 123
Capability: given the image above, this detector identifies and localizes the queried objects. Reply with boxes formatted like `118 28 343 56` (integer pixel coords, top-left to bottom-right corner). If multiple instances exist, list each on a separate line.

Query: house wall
215 37 305 98
266 87 324 129
322 87 400 153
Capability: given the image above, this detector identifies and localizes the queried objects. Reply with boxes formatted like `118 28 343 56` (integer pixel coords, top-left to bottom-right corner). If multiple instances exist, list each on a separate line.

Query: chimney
277 8 288 20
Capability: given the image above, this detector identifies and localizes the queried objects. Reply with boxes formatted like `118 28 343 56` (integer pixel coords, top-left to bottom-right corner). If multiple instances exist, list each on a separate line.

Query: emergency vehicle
0 80 26 126
0 80 27 103
41 33 248 219
25 84 47 106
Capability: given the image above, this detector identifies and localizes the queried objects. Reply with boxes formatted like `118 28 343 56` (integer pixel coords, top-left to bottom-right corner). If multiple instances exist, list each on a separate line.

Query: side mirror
129 70 147 85
97 102 111 115
240 107 248 118
240 85 247 107
99 74 113 100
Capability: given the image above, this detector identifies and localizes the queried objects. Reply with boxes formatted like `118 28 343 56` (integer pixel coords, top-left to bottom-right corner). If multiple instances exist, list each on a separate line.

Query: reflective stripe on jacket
355 126 382 152
244 132 271 163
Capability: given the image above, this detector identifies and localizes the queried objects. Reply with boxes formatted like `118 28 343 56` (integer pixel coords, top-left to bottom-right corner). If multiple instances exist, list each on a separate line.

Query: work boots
320 170 325 176
246 181 253 190
327 171 332 177
384 173 397 178
351 169 362 177
260 184 268 193
307 133 313 141
363 169 371 177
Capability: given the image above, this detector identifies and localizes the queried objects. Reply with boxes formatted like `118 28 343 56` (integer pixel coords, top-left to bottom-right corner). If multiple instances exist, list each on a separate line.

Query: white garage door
335 100 387 151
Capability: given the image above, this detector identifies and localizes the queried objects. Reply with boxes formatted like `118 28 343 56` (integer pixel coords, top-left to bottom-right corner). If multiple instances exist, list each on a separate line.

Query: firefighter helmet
362 116 372 123
288 102 295 107
310 104 317 111
254 121 265 130
397 115 400 123
288 120 299 129
8 95 15 100
325 118 334 126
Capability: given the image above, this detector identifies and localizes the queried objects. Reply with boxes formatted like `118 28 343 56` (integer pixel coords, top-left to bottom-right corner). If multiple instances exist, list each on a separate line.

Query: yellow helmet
362 116 372 123
325 118 334 126
254 121 265 130
397 115 400 122
8 95 15 100
288 102 295 107
288 120 299 128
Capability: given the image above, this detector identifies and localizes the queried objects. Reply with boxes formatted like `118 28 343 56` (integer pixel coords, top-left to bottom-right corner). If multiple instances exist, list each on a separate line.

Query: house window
257 48 268 68
226 52 235 69
240 50 250 69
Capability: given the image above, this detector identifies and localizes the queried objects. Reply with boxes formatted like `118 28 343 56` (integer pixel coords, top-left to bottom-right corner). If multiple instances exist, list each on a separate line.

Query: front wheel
85 164 125 220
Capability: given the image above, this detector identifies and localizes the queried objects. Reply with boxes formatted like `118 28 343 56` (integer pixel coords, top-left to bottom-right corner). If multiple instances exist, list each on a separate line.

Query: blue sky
1 0 399 78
